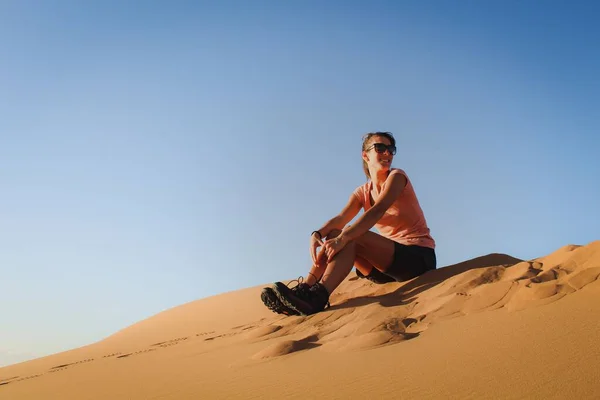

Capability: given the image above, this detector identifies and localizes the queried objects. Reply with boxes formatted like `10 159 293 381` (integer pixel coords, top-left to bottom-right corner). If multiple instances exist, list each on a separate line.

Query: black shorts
384 242 437 282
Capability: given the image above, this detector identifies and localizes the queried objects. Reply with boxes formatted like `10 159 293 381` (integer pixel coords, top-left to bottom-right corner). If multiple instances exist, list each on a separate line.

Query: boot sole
272 282 314 316
261 287 299 316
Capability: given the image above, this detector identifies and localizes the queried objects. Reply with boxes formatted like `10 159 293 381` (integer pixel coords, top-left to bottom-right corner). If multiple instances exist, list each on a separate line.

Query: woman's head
361 132 396 180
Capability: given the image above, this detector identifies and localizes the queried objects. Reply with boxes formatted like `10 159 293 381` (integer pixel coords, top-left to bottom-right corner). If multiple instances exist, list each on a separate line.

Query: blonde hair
361 132 396 180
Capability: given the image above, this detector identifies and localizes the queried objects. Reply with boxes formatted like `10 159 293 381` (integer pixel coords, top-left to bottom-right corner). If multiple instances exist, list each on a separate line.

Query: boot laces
287 276 311 298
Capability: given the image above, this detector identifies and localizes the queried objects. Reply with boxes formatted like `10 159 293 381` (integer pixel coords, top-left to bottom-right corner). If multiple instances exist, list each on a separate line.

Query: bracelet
311 231 322 239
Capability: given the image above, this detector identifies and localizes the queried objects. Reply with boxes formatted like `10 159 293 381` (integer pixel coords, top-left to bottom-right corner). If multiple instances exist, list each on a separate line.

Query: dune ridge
1 240 599 399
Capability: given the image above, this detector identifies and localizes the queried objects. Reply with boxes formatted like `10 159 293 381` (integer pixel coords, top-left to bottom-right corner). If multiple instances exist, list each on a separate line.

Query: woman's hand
323 234 349 263
310 233 324 265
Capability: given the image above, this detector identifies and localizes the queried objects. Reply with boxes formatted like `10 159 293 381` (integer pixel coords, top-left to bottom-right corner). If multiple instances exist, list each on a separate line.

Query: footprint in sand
105 335 197 361
460 281 517 314
48 364 71 373
103 352 123 358
6 374 45 384
45 358 95 374
0 376 19 386
196 331 216 337
567 267 600 290
51 363 72 369
116 348 158 360
203 324 271 342
150 336 189 348
506 280 575 312
231 322 262 331
402 316 429 334
501 261 543 282
530 267 569 284
204 334 225 341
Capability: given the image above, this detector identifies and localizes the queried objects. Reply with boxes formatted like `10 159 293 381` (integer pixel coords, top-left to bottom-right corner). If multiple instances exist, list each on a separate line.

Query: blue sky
1 0 598 366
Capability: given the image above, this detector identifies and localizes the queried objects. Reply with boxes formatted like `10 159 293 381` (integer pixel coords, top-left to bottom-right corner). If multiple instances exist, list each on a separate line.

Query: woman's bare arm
340 173 407 241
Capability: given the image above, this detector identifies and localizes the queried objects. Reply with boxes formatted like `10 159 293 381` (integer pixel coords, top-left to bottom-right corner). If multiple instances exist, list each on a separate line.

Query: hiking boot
261 287 298 316
261 278 311 316
272 281 330 316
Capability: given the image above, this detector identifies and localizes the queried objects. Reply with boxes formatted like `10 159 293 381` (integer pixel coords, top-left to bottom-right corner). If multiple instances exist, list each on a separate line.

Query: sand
1 240 599 399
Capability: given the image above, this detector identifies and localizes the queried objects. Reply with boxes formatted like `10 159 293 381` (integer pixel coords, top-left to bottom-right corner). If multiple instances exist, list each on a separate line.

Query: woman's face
363 135 396 171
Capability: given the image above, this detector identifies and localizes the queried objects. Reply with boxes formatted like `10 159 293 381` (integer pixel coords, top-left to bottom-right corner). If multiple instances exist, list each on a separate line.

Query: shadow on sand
334 253 523 311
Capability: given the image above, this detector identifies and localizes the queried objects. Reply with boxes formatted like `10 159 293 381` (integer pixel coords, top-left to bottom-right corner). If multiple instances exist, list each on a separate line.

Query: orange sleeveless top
352 168 435 249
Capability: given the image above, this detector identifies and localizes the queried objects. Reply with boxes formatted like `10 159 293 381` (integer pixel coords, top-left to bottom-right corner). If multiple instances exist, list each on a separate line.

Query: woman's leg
354 255 397 283
305 260 326 286
304 229 341 286
319 229 396 294
305 252 380 285
272 229 398 315
354 255 376 276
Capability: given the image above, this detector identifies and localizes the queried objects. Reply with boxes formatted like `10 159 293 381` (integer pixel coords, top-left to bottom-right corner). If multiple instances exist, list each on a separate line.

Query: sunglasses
366 143 397 155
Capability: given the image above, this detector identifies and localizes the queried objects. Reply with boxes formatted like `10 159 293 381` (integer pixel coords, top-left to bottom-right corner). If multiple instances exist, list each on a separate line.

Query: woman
261 131 436 316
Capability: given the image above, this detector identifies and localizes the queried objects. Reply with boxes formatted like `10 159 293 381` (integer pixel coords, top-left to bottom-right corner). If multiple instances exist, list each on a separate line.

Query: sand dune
1 241 599 399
